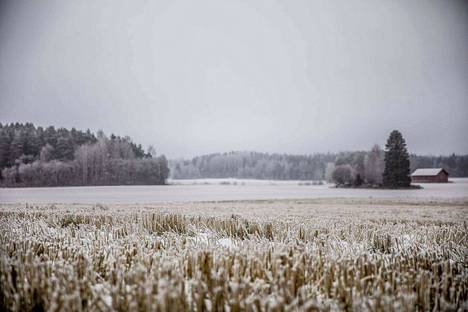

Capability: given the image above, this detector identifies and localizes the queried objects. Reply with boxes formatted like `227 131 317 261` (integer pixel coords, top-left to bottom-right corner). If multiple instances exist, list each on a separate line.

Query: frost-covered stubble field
0 198 467 311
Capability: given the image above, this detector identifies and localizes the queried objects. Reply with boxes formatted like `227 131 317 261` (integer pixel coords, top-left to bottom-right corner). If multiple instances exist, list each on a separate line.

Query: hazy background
1 0 467 158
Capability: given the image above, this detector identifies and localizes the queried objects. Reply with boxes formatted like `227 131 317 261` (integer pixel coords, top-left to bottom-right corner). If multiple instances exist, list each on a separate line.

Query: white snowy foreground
0 178 467 204
1 198 467 311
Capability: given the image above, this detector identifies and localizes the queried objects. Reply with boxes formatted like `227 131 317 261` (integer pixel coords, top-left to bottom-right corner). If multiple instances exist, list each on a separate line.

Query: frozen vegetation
0 123 169 187
0 198 467 311
170 151 468 180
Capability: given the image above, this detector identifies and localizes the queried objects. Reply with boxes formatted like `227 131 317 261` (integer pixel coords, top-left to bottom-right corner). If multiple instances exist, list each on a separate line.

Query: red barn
411 168 449 183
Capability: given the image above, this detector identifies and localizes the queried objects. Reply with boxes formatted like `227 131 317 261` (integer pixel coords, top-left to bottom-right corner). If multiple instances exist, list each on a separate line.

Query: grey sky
1 0 467 158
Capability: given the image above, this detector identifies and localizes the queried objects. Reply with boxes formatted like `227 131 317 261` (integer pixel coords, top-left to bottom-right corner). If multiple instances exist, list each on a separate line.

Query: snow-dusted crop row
0 200 467 311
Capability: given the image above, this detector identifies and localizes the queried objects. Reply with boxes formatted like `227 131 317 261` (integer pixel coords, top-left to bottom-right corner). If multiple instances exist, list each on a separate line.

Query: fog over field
1 0 468 157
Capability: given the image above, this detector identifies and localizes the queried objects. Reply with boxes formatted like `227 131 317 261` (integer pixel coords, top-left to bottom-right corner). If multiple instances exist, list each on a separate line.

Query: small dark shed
411 168 449 183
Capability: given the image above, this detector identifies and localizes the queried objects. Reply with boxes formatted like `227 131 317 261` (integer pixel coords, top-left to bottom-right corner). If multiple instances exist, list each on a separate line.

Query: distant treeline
170 151 468 180
0 123 169 187
171 152 335 180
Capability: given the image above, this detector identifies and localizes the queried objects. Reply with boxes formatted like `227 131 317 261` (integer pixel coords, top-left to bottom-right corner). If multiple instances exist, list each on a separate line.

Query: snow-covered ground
167 178 325 186
1 178 467 204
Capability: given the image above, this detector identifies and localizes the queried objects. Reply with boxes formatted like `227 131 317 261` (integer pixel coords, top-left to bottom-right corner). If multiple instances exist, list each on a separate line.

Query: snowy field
0 178 467 203
1 198 467 310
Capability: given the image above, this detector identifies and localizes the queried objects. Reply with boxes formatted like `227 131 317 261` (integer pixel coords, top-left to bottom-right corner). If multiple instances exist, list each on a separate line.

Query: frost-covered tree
332 164 355 185
0 123 169 187
364 144 384 185
324 162 335 183
383 130 411 188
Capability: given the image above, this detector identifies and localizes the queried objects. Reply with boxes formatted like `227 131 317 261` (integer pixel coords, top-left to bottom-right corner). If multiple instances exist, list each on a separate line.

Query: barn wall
437 172 448 182
412 172 448 183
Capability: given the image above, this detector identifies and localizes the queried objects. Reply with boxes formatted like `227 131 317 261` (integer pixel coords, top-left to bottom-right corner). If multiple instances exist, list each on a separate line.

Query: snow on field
167 178 325 186
0 178 467 203
2 198 467 311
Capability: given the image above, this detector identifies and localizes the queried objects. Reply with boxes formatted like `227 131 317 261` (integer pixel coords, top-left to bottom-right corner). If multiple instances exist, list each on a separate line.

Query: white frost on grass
92 283 113 307
191 231 235 248
195 231 212 244
218 237 234 248
102 295 112 307
400 234 416 249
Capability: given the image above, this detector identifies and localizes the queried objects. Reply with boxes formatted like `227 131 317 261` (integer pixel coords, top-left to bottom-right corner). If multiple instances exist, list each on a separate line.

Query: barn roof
411 168 447 176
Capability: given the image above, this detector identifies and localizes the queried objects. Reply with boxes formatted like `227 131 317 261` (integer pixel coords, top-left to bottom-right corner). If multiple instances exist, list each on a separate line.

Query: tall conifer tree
383 130 411 187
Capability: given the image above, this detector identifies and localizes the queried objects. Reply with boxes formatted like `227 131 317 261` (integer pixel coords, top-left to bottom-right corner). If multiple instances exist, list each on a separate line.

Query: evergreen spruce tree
0 131 11 169
55 137 72 160
9 132 25 164
383 130 411 188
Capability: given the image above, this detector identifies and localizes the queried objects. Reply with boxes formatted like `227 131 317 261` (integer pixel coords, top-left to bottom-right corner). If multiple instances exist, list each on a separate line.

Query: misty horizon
1 0 468 158
2 120 467 160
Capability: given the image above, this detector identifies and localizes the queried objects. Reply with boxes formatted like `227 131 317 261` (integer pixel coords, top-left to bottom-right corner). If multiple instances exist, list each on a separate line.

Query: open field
1 178 468 204
1 198 467 311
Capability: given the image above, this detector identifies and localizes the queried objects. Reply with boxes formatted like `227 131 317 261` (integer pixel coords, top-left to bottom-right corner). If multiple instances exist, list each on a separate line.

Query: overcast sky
1 0 467 158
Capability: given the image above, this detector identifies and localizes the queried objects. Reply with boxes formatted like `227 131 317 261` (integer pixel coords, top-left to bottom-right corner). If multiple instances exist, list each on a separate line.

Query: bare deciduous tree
364 144 384 185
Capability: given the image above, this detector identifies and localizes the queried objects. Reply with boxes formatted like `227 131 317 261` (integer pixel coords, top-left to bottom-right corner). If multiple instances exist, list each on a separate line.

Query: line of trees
329 144 386 186
3 122 467 187
0 123 169 187
170 152 336 180
331 130 414 188
170 150 468 181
